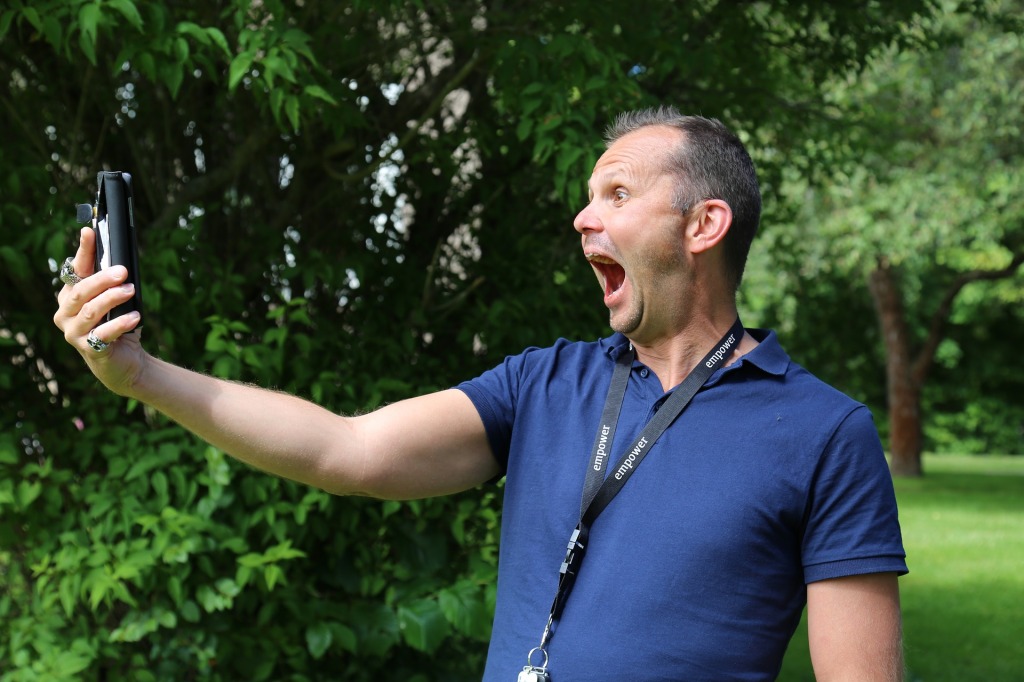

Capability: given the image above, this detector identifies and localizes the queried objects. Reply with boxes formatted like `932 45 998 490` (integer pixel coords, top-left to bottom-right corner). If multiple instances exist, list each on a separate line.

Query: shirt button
639 368 649 378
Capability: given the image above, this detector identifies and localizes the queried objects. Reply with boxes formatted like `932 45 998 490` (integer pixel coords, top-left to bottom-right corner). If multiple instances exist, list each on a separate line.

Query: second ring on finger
72 281 134 332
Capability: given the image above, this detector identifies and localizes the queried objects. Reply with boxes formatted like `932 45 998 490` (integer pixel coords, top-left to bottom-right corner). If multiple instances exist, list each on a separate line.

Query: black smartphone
85 171 143 324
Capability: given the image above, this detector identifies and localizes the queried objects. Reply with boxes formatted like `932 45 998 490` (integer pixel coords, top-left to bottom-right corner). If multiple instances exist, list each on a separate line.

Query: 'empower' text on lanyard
517 318 745 681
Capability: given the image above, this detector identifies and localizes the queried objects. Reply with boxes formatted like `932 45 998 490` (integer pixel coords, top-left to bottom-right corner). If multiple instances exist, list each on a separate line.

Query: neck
629 310 757 392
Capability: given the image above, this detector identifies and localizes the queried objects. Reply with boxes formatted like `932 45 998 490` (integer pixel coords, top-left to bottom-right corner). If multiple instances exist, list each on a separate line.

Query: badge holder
517 647 550 682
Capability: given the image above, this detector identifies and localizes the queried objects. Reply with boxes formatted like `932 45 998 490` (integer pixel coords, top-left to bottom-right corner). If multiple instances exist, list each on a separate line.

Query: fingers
54 267 134 334
87 309 143 352
55 227 103 310
73 226 97 280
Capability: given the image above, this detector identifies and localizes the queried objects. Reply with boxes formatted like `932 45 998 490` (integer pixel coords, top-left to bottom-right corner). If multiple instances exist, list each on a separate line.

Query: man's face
574 127 692 344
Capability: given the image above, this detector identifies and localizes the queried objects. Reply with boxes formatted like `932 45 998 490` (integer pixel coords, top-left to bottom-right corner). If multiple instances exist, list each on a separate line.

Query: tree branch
321 51 481 184
912 248 1024 385
147 128 276 235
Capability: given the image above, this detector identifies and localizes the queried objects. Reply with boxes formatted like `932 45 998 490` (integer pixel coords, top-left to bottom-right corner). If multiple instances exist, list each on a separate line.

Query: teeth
586 254 617 265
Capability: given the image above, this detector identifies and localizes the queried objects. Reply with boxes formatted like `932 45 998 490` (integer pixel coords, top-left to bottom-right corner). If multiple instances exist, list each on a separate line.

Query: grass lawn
778 454 1024 681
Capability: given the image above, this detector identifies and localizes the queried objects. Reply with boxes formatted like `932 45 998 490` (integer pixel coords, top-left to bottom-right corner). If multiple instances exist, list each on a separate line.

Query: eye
613 188 629 204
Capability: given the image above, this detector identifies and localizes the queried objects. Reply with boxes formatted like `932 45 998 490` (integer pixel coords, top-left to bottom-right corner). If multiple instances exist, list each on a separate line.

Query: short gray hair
605 106 762 291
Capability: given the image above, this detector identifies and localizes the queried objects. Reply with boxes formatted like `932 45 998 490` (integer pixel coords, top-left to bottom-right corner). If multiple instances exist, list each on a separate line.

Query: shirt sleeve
456 352 528 474
801 405 909 583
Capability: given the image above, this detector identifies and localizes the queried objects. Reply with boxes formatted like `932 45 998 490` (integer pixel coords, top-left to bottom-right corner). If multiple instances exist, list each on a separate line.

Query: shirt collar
603 332 633 363
733 328 789 377
601 328 790 377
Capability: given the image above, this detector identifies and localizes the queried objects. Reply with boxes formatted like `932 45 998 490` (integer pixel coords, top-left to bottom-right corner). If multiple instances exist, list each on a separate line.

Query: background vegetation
1 0 1021 679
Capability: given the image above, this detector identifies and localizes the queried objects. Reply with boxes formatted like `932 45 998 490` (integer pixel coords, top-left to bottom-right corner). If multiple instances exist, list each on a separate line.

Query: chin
609 309 643 337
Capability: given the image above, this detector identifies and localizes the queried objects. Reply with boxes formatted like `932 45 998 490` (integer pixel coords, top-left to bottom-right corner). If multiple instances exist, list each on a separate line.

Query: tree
1 0 938 678
766 1 1024 476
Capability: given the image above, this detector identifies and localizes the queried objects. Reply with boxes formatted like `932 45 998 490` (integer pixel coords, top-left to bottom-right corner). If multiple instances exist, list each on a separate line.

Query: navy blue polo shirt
458 329 907 682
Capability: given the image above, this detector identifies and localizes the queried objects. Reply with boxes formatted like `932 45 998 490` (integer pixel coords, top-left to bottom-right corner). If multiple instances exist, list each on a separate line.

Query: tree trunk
867 259 923 477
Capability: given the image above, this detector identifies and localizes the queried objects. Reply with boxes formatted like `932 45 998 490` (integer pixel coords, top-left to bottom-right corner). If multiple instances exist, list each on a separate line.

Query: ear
686 199 732 255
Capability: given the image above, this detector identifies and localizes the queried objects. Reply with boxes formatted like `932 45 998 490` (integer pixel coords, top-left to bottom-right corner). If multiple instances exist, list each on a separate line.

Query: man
54 106 907 681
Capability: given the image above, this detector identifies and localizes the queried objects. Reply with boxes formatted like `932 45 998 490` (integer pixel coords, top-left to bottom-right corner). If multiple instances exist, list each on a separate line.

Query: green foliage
0 417 501 680
753 0 1024 455
1 0 950 678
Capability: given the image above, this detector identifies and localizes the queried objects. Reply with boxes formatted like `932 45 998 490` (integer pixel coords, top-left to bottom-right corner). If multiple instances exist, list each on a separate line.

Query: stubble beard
608 239 688 341
609 294 643 336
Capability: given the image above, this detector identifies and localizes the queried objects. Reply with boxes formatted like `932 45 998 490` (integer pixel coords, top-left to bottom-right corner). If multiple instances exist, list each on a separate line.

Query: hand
53 226 148 397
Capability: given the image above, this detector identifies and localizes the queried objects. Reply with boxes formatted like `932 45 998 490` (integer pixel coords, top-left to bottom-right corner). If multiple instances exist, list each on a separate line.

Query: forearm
131 355 364 495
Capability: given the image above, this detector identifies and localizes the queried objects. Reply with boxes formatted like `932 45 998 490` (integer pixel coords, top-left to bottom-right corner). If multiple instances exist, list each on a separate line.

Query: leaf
556 145 584 175
158 609 177 629
397 598 449 653
21 7 42 32
229 52 254 91
438 581 491 638
59 575 77 618
167 575 183 606
53 650 93 677
0 10 16 40
516 117 533 141
86 568 111 610
263 54 297 84
285 95 301 132
330 622 357 653
196 584 231 612
107 0 144 31
281 27 315 62
204 27 230 57
161 62 185 99
0 246 29 282
180 601 201 623
43 15 62 49
176 21 210 46
151 471 168 500
305 622 332 659
0 434 18 464
136 51 156 80
264 564 283 590
173 37 190 63
77 3 101 42
16 480 42 508
304 84 338 105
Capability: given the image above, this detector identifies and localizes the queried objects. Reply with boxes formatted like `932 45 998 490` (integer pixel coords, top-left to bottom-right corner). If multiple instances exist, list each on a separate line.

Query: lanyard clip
559 526 587 581
551 525 589 621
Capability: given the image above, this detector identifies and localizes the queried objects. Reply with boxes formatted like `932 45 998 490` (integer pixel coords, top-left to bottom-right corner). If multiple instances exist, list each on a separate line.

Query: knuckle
79 301 99 323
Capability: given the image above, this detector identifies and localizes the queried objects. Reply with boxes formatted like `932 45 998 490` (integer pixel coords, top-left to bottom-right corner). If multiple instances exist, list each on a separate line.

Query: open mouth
586 254 626 298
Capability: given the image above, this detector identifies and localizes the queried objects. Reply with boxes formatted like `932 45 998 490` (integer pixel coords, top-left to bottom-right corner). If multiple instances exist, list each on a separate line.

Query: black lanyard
525 319 745 674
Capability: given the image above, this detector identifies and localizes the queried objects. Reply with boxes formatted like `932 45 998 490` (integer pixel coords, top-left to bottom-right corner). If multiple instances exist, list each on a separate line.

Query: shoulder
454 334 623 463
463 333 626 391
729 328 871 417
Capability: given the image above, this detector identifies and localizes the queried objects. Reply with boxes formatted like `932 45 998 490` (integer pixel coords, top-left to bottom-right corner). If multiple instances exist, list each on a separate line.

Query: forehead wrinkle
587 129 677 199
597 165 655 200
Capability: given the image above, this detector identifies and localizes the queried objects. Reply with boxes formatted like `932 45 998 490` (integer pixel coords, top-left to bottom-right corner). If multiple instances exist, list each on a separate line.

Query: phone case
92 171 143 323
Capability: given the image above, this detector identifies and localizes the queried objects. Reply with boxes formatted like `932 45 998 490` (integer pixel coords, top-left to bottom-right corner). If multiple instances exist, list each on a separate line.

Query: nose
573 201 601 234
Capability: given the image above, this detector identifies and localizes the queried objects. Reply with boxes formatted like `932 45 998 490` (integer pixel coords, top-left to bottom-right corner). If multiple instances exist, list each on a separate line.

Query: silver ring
59 257 82 286
527 647 549 668
86 330 110 353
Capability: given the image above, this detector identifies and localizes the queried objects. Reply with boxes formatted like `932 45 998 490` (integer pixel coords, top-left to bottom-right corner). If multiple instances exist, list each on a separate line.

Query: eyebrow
587 170 630 199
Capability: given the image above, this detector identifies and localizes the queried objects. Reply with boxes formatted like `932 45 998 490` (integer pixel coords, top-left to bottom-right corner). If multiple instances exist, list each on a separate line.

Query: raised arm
54 227 499 500
807 572 904 682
